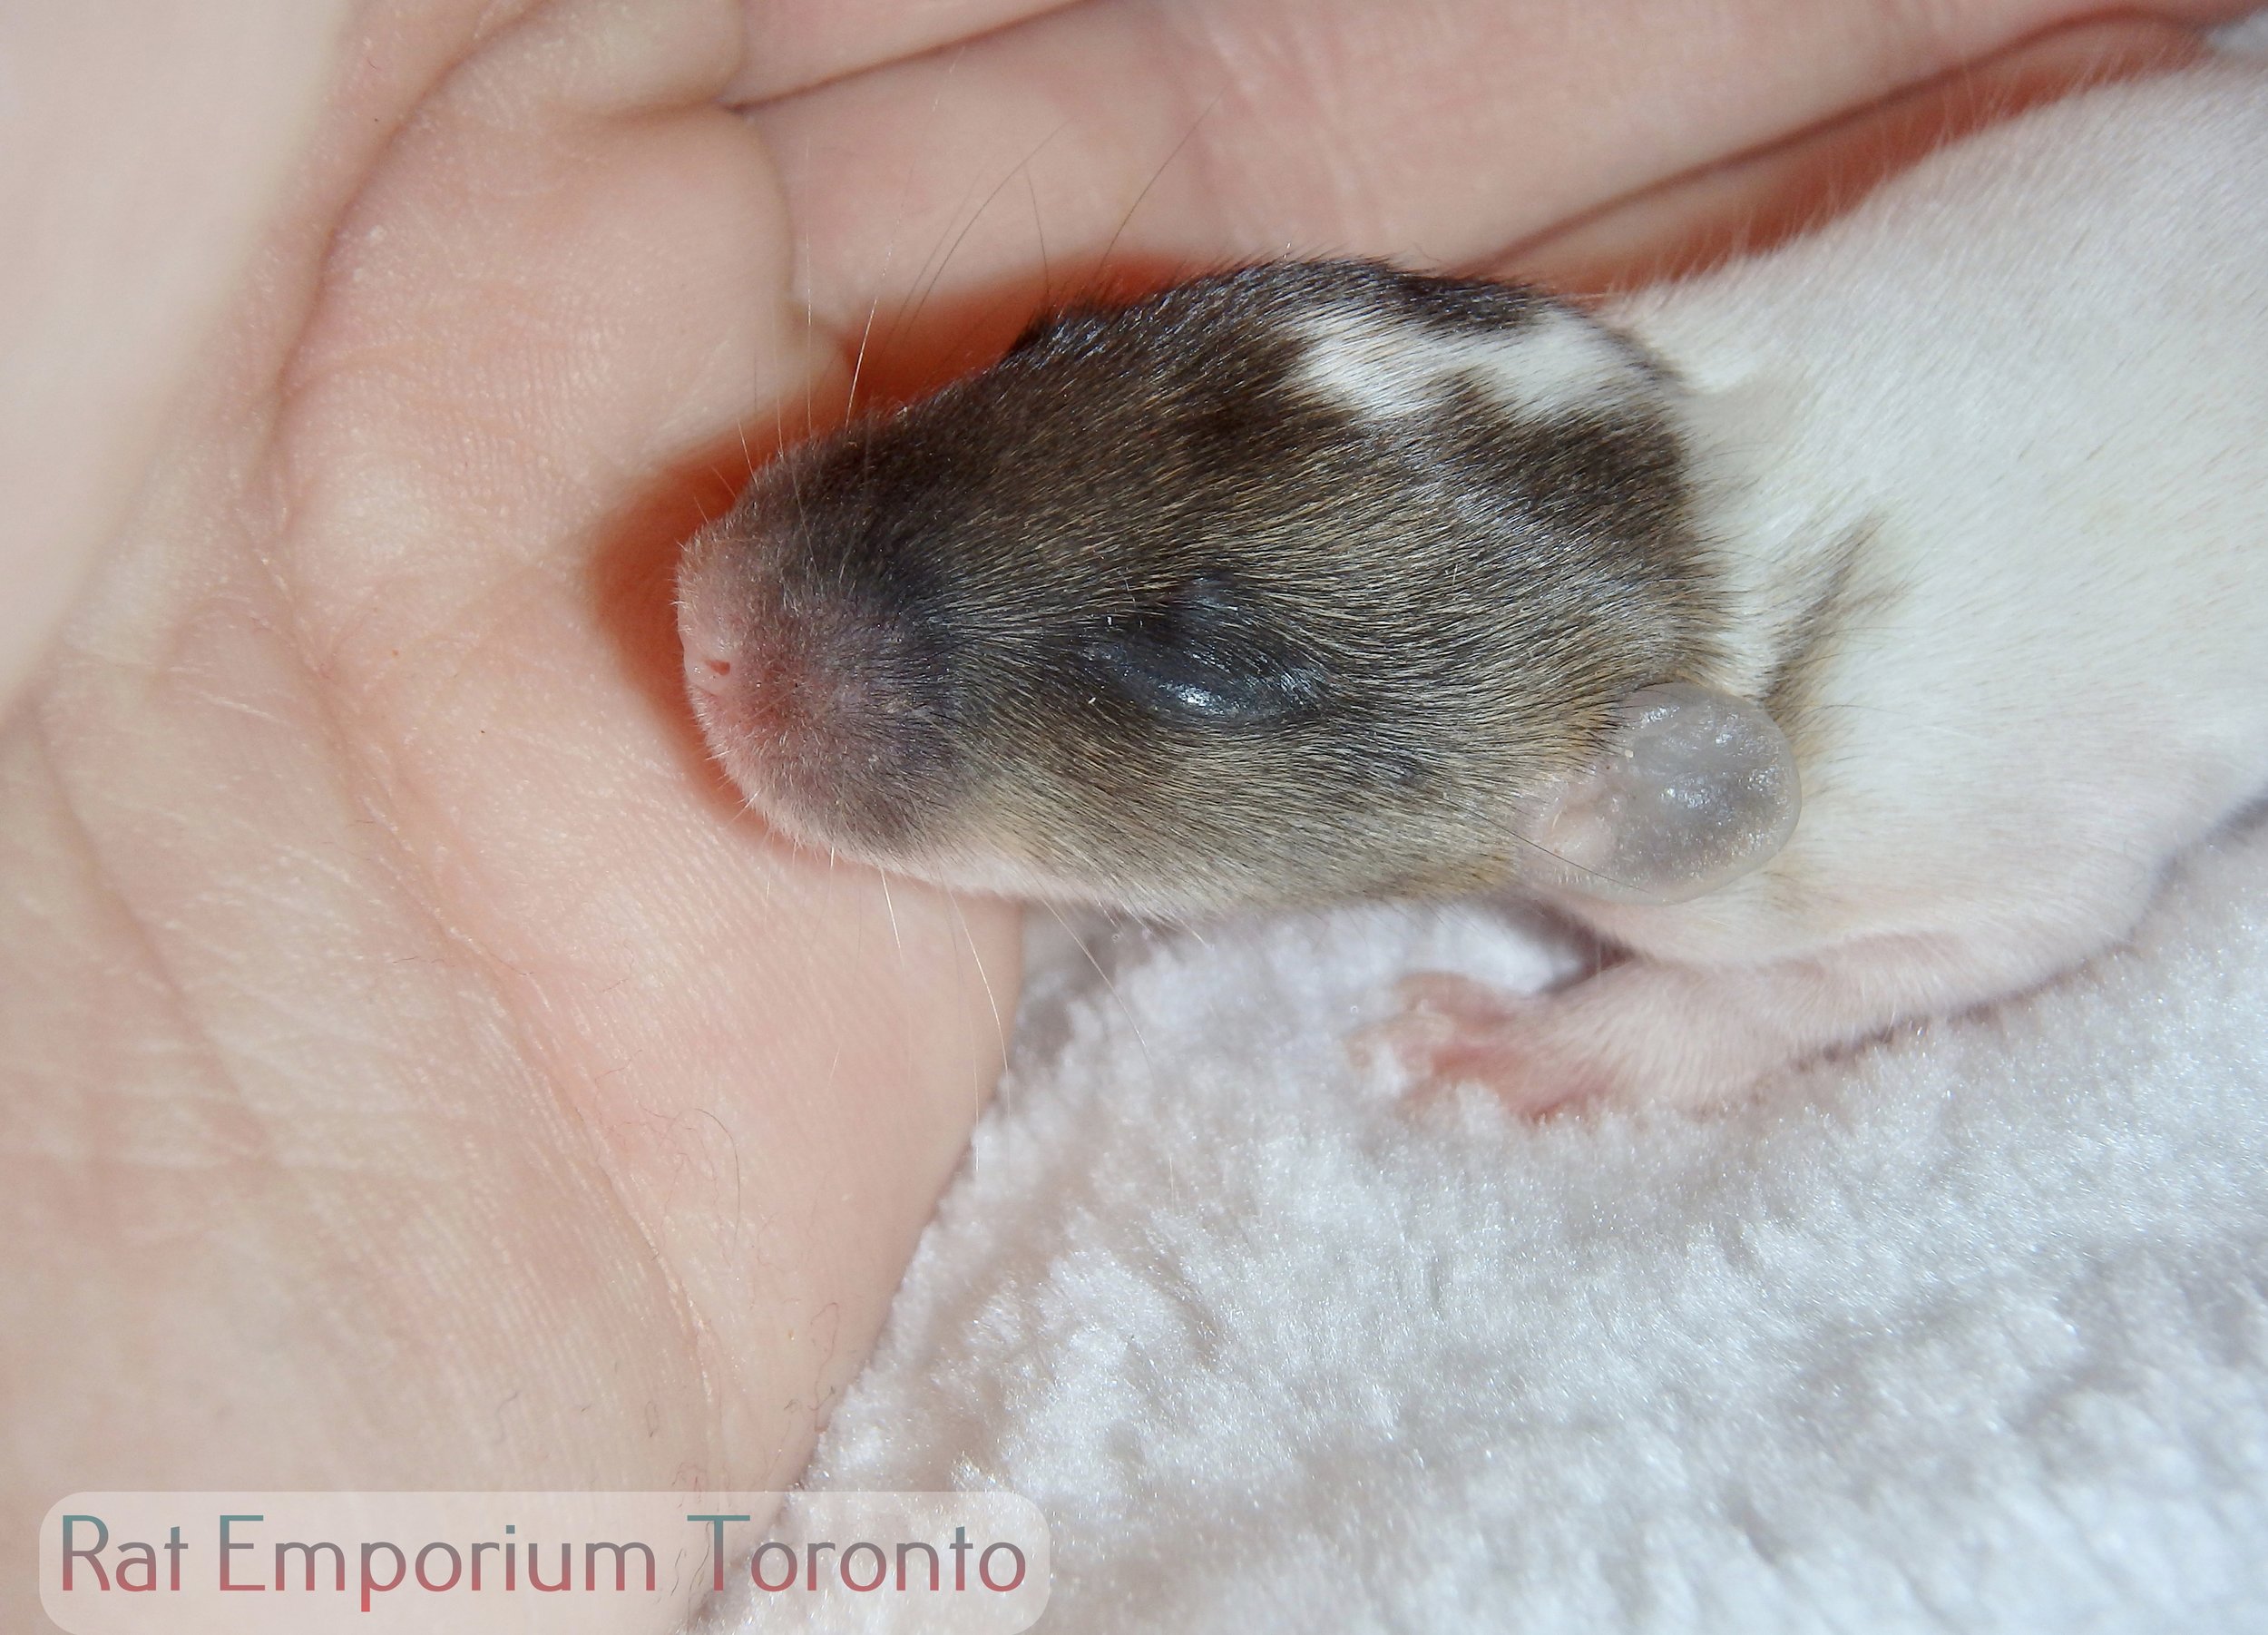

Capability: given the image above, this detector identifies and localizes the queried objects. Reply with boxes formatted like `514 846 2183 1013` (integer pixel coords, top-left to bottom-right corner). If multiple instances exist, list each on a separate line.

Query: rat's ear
1519 684 1800 906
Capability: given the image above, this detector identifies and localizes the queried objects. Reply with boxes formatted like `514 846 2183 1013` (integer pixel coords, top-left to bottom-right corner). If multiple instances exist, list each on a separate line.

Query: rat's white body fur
1365 62 2268 1108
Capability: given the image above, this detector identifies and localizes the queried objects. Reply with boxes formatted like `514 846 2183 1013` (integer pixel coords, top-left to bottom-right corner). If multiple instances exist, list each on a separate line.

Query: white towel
779 793 2268 1631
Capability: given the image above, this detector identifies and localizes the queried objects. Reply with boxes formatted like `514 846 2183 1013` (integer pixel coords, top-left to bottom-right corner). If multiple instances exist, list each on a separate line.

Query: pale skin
0 0 2244 1625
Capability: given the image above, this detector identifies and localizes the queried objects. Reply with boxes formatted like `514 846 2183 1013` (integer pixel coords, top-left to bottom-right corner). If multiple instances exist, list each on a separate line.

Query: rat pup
679 59 2268 1111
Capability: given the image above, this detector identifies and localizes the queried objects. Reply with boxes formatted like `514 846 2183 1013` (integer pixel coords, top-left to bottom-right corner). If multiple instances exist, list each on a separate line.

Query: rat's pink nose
679 601 749 703
681 602 826 754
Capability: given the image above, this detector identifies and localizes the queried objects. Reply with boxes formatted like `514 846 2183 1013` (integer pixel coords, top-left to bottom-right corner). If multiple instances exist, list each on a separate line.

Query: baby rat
679 58 2268 1111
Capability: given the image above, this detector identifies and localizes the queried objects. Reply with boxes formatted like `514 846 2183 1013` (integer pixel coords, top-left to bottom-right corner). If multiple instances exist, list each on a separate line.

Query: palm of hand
5 0 1015 1536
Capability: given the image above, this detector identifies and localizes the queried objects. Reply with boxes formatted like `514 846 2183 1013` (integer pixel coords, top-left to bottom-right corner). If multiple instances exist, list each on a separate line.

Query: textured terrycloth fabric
770 796 2268 1632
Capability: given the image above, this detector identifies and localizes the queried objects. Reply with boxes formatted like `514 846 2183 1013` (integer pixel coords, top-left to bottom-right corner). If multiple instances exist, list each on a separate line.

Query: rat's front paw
1352 973 1620 1116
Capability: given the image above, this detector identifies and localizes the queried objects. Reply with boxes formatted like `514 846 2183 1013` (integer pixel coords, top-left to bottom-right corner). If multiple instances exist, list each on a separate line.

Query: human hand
2 2 2240 1628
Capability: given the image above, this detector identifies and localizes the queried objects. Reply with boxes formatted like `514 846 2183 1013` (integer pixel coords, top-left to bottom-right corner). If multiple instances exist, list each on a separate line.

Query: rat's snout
679 594 821 750
677 514 963 855
678 597 750 710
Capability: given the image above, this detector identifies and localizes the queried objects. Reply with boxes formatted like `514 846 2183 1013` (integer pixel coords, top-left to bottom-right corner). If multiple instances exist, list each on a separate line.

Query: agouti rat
678 59 2268 1111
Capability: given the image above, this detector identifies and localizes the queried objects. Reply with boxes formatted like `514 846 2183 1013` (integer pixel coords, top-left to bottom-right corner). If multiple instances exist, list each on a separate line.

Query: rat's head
679 260 1729 915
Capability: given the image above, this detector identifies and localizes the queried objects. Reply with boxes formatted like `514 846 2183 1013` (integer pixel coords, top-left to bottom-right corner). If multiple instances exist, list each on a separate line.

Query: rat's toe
1351 975 1613 1116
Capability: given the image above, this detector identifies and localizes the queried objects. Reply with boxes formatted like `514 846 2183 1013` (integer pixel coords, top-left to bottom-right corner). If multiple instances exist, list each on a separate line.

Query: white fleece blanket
772 802 2268 1633
752 27 2268 1633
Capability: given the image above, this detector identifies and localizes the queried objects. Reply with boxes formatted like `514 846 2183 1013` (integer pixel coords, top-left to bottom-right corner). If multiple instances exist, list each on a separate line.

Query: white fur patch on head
1292 303 1650 425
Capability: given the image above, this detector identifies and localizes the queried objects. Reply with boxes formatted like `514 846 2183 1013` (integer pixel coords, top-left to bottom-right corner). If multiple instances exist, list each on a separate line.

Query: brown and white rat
678 58 2268 1111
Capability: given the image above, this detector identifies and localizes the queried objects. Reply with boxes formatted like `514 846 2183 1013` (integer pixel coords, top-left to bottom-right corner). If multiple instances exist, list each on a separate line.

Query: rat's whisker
1090 89 1224 296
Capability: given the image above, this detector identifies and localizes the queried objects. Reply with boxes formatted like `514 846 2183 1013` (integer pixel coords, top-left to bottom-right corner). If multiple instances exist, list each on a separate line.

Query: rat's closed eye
1077 575 1326 730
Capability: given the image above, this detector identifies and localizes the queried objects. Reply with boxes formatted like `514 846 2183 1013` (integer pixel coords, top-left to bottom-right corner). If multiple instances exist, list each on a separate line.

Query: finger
751 0 2254 339
731 0 1079 101
1506 15 2206 293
